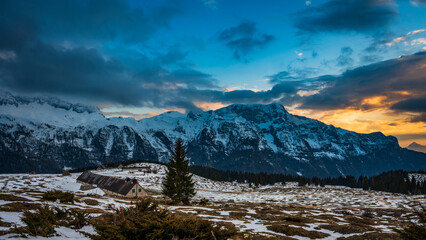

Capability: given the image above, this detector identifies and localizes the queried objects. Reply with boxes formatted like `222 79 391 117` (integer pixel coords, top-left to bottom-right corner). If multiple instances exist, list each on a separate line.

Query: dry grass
345 216 375 226
235 233 297 240
319 223 374 234
281 214 312 223
0 219 11 228
0 193 29 201
0 202 41 212
0 231 9 236
74 207 105 214
336 232 402 240
229 211 248 219
314 214 342 223
83 198 99 206
267 224 330 239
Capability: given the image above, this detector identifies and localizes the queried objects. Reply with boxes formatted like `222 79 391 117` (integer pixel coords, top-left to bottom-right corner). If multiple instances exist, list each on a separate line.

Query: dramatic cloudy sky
0 0 425 146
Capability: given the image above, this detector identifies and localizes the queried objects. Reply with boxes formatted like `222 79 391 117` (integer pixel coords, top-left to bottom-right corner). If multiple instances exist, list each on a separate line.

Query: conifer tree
162 138 195 204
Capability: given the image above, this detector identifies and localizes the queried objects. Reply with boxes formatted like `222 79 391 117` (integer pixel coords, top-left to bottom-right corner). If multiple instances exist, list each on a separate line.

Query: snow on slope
1 91 420 176
0 91 395 159
0 164 424 239
0 90 105 128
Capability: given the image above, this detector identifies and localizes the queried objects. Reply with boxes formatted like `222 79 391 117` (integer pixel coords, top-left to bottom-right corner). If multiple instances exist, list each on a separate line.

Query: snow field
0 163 424 239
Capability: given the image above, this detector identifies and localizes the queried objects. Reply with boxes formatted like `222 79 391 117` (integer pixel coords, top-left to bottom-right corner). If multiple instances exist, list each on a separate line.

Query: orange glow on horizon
287 108 426 147
193 101 227 111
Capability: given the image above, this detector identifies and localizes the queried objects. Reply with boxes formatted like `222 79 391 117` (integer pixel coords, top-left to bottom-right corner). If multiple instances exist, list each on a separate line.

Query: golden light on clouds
224 87 261 92
361 96 387 106
288 108 426 147
193 101 227 111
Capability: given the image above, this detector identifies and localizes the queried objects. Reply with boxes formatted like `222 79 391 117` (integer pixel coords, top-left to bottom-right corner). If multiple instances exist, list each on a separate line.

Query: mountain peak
408 142 422 147
214 102 288 123
219 102 287 114
406 142 426 153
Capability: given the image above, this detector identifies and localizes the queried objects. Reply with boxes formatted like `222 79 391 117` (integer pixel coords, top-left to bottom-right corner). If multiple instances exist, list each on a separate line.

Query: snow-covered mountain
1 91 425 176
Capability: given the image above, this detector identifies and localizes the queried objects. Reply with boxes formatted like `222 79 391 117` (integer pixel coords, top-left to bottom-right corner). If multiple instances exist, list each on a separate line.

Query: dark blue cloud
391 97 426 112
0 0 181 45
0 40 219 108
299 52 426 112
217 20 275 61
410 114 426 122
295 0 397 34
337 47 354 66
0 41 143 105
0 0 220 110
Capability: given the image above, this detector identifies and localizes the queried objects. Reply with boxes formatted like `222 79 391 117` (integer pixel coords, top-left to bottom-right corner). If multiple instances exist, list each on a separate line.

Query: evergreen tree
162 138 195 204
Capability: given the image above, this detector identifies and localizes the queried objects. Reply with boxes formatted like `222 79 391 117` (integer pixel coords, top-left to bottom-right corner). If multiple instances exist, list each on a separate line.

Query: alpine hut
77 171 147 198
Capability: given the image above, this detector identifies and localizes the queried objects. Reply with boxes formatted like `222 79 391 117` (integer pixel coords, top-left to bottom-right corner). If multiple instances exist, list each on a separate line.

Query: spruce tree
162 138 195 204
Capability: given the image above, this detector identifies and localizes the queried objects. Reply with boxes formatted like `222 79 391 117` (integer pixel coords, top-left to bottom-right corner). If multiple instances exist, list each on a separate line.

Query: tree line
71 156 425 195
190 166 426 195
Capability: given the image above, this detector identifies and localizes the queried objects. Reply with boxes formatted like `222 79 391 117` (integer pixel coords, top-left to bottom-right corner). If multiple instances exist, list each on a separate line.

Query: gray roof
77 171 138 196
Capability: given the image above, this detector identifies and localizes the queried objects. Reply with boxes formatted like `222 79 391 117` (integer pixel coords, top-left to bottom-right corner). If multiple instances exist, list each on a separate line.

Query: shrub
69 210 91 229
361 209 374 218
42 190 74 203
62 170 71 176
397 207 426 240
18 205 91 237
21 205 56 237
199 198 209 205
93 198 237 240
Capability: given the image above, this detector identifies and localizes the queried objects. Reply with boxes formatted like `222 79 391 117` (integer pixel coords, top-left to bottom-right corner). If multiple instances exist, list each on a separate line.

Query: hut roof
77 171 138 196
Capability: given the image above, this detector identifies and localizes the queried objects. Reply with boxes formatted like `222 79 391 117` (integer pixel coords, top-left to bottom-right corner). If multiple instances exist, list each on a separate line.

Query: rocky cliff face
1 91 425 176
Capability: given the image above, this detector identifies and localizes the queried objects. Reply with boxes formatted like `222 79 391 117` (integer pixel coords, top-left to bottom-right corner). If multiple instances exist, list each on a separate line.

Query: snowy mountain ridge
0 90 104 128
0 91 425 176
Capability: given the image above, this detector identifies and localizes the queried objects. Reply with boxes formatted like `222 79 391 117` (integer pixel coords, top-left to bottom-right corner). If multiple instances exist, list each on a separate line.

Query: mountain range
1 91 425 176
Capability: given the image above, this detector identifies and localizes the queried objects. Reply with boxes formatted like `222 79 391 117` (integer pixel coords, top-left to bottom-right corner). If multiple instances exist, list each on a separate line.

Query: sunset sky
0 0 425 146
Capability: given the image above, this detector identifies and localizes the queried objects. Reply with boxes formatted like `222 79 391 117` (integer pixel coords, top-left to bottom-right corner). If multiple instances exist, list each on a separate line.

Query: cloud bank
294 0 397 34
217 20 275 61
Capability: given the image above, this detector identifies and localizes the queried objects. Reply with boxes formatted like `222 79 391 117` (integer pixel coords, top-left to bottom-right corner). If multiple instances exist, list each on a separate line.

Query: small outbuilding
77 171 147 198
